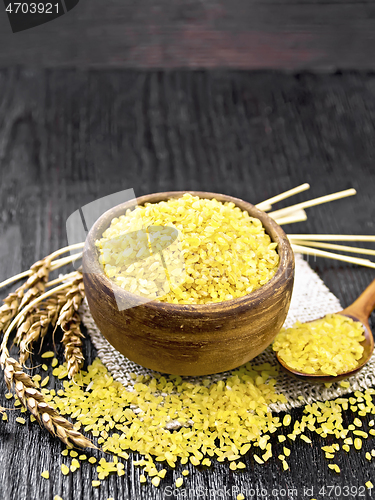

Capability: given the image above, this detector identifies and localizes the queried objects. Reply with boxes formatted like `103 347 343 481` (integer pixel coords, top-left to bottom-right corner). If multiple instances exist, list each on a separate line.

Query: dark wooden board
1 1 375 69
0 69 375 500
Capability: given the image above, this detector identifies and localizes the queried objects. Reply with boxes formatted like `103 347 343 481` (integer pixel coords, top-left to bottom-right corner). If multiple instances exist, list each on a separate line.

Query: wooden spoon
276 278 375 383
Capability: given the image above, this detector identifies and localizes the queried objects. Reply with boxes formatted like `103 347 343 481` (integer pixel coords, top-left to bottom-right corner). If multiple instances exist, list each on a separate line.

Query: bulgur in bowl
82 191 295 376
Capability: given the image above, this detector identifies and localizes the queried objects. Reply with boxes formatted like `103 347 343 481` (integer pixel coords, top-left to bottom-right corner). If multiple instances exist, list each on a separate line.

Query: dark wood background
1 0 375 69
1 69 375 499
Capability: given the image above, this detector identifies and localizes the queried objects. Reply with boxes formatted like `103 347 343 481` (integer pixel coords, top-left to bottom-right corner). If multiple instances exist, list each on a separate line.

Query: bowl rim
83 190 294 313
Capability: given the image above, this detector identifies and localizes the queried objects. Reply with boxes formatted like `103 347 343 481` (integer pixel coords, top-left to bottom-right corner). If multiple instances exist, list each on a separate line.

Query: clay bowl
82 191 295 376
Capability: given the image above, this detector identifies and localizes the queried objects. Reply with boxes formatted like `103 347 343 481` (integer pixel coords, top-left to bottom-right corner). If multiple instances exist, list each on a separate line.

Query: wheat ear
0 347 96 449
0 258 51 334
55 274 86 379
16 292 68 365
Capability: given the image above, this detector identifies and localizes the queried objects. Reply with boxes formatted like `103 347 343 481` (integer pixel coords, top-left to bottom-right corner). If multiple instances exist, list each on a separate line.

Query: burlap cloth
80 253 375 413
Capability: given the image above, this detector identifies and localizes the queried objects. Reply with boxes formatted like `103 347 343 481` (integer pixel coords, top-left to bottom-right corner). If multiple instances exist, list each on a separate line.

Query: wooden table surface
0 69 375 500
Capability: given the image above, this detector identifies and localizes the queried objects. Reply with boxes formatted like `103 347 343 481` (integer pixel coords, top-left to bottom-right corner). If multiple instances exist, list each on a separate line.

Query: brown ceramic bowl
82 191 295 376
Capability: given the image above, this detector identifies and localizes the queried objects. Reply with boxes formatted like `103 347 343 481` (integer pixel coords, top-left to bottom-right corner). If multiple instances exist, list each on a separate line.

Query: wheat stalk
0 347 96 449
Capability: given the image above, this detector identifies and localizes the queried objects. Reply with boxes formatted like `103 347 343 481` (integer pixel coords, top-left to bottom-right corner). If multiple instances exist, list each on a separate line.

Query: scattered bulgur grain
42 351 55 358
354 438 362 450
151 477 160 488
283 415 291 426
61 464 69 476
41 470 49 479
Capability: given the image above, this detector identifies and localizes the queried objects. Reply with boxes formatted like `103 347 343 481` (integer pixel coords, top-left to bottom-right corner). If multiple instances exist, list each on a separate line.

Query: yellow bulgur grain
175 478 184 488
16 417 26 425
96 194 279 304
42 351 55 358
70 450 78 457
229 463 237 471
61 464 69 476
366 481 374 489
5 393 13 399
340 381 350 388
41 376 49 388
300 435 312 444
273 314 365 376
79 455 87 461
88 457 97 464
328 464 340 474
237 495 245 500
140 475 146 483
343 445 350 452
182 470 189 476
151 477 161 488
52 358 58 368
353 430 368 438
283 415 291 427
41 470 49 479
354 438 362 450
253 455 263 464
282 460 288 471
54 496 63 500
158 469 167 479
278 435 286 442
366 452 371 461
2 414 7 422
92 480 101 487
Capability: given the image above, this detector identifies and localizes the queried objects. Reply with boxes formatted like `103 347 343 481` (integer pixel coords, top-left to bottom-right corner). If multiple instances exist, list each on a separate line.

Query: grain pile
95 194 279 304
16 356 375 492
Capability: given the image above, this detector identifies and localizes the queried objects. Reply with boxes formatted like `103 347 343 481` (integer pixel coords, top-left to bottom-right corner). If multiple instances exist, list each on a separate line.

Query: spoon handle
343 278 375 321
